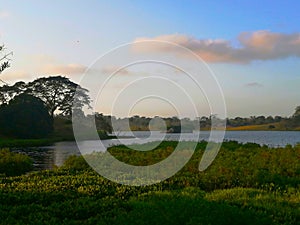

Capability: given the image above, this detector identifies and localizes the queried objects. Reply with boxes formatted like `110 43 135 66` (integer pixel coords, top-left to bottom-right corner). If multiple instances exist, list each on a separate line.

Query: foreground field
0 141 299 224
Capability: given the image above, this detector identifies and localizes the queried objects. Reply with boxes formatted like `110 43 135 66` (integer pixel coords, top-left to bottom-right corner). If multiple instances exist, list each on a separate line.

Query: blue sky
1 0 300 117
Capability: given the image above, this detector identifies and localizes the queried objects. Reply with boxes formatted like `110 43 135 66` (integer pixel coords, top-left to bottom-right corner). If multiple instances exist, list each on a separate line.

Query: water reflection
12 131 300 171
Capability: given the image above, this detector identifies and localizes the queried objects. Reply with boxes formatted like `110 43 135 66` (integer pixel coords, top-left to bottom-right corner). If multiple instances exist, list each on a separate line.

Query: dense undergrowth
0 141 299 224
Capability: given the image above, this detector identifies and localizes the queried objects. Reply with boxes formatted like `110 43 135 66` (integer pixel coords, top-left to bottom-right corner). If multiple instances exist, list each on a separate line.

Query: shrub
0 149 33 176
61 155 91 171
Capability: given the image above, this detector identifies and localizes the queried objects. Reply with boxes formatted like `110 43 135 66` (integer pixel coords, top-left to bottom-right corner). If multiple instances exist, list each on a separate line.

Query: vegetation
0 76 91 118
0 138 60 148
0 48 299 224
0 141 299 224
0 149 33 176
0 93 53 138
91 106 300 132
0 76 92 140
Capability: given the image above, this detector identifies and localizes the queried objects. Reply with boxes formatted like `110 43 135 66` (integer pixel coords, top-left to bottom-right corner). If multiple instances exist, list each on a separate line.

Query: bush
61 155 91 171
0 94 53 139
0 149 33 176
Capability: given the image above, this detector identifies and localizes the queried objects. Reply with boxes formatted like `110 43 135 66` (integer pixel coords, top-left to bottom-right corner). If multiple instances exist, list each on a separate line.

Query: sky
0 0 300 118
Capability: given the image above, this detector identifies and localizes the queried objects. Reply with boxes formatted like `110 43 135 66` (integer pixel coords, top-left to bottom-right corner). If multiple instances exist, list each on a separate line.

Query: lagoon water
12 131 300 170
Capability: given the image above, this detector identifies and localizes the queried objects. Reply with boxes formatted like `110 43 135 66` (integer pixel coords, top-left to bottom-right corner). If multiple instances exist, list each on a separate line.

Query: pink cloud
40 63 87 75
133 31 300 63
101 65 130 75
0 71 32 83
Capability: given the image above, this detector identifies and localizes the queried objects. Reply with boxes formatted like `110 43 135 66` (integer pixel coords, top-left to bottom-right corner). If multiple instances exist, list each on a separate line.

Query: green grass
0 141 299 224
0 138 60 148
0 170 298 224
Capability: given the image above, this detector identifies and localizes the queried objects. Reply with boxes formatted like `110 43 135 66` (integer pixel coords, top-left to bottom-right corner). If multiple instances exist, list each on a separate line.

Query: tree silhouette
0 76 91 118
0 93 53 138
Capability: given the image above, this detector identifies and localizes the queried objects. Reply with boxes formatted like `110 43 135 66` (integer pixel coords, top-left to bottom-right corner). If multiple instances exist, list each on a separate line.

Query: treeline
94 106 300 132
1 77 299 139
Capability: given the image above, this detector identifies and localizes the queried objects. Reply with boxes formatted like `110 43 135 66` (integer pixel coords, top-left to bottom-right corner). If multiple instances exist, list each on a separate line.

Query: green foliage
0 169 298 224
0 93 53 138
115 189 272 225
99 141 299 191
60 155 91 171
0 138 58 148
0 149 33 176
205 188 300 225
0 141 299 224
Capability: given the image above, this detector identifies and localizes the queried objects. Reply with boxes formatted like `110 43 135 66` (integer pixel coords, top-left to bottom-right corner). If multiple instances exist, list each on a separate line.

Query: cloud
101 65 130 75
244 82 263 88
40 63 87 75
133 31 300 63
0 71 32 83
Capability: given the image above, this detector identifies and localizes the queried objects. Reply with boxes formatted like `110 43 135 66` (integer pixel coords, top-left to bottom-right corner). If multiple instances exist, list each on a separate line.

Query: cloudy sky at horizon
1 1 300 118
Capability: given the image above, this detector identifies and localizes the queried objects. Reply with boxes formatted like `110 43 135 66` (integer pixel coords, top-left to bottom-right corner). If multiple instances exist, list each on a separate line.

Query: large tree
0 93 53 138
0 76 91 118
26 76 90 118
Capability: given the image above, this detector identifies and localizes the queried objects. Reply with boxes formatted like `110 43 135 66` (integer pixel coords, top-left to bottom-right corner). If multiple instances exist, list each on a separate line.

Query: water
11 131 300 170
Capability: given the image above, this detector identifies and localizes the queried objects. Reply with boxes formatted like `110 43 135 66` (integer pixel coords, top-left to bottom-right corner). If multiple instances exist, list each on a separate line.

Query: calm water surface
12 131 300 170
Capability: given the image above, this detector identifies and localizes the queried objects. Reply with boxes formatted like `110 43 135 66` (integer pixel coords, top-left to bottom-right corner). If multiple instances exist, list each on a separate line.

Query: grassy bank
226 122 300 131
0 138 60 148
0 131 116 148
0 141 299 224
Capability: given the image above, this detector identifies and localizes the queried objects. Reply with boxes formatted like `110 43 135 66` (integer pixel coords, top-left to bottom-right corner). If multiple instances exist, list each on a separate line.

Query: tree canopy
0 76 91 118
0 93 53 138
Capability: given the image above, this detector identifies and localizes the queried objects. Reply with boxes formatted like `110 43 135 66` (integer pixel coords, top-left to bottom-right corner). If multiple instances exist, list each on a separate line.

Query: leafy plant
0 149 33 176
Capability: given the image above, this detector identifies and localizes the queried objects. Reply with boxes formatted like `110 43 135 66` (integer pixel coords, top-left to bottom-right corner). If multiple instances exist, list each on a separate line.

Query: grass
0 138 59 148
226 122 286 131
0 170 298 225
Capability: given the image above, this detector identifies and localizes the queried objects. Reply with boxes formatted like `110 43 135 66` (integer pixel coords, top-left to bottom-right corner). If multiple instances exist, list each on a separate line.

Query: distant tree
293 106 300 117
291 106 300 126
0 76 91 118
0 93 53 138
95 113 112 133
274 116 282 122
266 116 274 124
